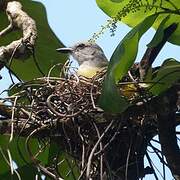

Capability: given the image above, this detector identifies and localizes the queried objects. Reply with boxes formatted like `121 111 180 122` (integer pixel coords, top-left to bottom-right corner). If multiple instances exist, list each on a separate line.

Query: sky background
1 0 179 179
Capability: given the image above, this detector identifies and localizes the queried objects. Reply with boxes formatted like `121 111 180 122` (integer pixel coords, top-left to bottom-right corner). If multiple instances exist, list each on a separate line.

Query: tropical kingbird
56 42 108 78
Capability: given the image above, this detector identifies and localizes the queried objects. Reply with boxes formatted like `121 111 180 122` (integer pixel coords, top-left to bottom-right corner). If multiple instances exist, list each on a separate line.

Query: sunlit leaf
96 0 180 45
147 15 170 48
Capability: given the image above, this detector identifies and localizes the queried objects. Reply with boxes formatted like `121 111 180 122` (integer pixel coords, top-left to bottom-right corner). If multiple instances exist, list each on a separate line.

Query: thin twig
9 96 18 142
93 122 104 180
78 126 85 173
145 152 159 180
26 126 64 180
86 120 114 179
125 141 132 180
0 148 21 180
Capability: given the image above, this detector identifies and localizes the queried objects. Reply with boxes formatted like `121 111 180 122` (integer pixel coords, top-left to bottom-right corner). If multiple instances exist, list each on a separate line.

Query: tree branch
139 23 178 80
0 1 37 71
156 88 180 179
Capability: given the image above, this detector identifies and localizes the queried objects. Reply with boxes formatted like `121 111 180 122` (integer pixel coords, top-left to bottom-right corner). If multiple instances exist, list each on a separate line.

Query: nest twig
0 64 179 180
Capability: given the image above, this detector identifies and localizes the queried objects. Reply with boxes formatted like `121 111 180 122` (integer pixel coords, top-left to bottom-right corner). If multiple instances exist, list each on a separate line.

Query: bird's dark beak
56 47 73 53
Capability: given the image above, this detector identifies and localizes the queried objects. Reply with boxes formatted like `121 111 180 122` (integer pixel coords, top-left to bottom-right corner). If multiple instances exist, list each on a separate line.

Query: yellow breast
77 64 106 78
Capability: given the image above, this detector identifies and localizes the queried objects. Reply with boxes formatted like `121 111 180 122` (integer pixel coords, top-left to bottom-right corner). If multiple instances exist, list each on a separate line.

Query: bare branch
0 1 37 70
139 23 178 80
156 88 180 179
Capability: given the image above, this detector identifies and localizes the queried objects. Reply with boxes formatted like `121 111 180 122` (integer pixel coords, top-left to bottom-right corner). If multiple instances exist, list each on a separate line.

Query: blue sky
0 0 179 179
38 0 179 65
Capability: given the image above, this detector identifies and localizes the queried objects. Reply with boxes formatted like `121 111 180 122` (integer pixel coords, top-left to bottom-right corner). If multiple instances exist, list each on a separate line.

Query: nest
2 65 168 180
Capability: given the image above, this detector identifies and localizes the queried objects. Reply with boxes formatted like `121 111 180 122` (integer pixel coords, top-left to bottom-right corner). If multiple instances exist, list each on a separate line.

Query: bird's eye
77 43 85 49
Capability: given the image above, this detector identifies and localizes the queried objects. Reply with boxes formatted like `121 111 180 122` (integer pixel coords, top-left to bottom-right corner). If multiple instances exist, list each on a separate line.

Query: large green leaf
0 164 39 180
149 58 180 95
147 15 170 48
99 74 129 113
0 135 49 179
99 14 158 113
0 0 67 80
96 0 180 45
0 135 79 179
57 152 80 180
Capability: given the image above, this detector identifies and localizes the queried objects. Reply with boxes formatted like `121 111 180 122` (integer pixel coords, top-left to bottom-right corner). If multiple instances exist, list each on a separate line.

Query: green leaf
57 152 80 180
110 0 124 3
8 79 45 96
147 15 170 48
149 58 180 95
0 135 79 179
0 148 9 177
0 0 67 81
96 0 180 45
47 140 59 166
112 14 158 82
0 135 49 178
99 75 129 113
99 14 158 113
0 164 39 180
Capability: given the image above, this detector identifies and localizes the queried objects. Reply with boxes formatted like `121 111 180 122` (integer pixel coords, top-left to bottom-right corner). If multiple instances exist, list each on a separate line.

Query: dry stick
26 126 64 180
145 152 159 180
5 65 22 83
94 121 122 156
62 123 72 155
162 154 166 180
7 41 22 84
125 141 132 180
151 138 161 144
78 126 85 174
0 148 21 180
139 23 178 80
93 122 104 180
0 1 37 70
157 108 180 179
46 94 88 118
86 120 114 179
9 96 18 142
7 149 14 175
149 142 168 166
78 166 88 180
47 63 65 87
31 48 45 76
19 99 36 135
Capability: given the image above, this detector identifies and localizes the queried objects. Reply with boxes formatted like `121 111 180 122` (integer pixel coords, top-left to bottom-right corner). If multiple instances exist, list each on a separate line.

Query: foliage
149 58 180 95
99 14 158 113
0 135 49 179
97 0 180 113
96 0 180 45
0 0 67 80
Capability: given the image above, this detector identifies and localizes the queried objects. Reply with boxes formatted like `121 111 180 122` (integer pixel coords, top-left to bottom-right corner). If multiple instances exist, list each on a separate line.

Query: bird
56 42 108 78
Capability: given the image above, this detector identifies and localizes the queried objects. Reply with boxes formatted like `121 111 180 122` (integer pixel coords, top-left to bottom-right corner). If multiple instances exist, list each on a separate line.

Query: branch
139 23 178 80
0 1 37 71
156 88 180 179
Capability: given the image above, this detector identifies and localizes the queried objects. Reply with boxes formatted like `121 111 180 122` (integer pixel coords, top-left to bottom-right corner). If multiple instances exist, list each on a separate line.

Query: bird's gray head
56 42 108 67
